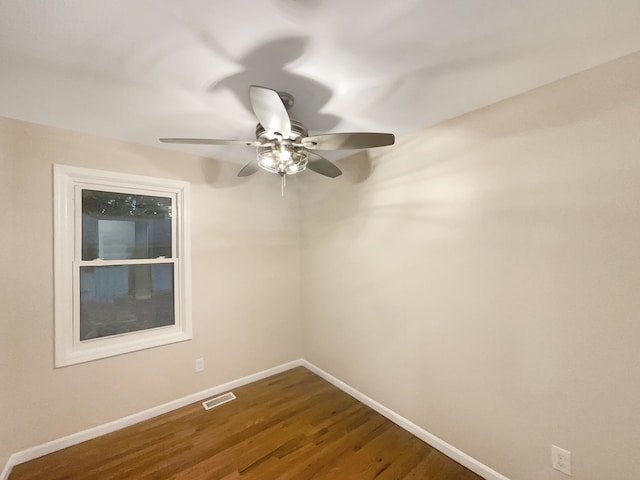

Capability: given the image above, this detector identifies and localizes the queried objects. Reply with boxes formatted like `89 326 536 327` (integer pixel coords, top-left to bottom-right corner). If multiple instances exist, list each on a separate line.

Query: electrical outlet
551 445 572 475
195 357 205 372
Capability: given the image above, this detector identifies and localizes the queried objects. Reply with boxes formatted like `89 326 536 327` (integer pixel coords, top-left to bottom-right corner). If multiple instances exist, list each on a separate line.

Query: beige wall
0 118 302 468
300 52 640 480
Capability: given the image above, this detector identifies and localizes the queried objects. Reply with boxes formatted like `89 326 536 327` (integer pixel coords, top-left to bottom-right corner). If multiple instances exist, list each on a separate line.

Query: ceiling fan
160 85 394 191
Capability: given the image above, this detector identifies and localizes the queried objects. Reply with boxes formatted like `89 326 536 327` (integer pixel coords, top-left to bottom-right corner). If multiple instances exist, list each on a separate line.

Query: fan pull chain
281 174 286 196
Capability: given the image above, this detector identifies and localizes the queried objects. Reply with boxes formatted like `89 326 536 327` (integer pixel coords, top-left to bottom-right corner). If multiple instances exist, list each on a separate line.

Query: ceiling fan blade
301 132 395 150
306 152 342 178
237 160 260 177
159 138 260 146
249 85 292 138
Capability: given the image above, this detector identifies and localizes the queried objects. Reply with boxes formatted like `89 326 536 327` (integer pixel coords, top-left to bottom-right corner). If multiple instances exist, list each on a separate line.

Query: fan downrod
277 91 294 111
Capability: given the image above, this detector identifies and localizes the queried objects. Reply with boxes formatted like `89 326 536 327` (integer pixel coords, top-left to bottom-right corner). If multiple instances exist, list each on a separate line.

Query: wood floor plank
9 367 484 480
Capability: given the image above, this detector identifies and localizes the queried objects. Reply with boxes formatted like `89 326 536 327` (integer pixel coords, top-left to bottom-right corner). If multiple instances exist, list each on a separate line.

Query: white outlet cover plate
551 445 572 475
195 358 204 372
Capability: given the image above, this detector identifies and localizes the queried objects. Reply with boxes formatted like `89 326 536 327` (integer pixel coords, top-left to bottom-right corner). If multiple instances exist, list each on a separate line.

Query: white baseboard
2 358 508 480
0 359 304 480
300 360 510 480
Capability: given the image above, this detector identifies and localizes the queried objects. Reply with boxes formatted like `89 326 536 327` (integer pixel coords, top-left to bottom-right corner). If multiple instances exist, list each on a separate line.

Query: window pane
82 190 172 260
79 263 175 341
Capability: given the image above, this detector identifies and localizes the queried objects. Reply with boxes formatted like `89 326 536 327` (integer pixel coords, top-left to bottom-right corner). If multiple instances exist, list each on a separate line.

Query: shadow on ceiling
204 36 341 132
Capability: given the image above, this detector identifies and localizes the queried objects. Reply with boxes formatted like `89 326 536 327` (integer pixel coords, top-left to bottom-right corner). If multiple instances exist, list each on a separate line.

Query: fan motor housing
255 120 308 141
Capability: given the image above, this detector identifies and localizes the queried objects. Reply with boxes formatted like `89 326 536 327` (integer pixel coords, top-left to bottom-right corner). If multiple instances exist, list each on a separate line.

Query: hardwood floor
9 367 484 480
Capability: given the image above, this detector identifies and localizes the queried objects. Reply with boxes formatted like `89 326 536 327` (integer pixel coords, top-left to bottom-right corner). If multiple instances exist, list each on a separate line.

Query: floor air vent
202 392 236 410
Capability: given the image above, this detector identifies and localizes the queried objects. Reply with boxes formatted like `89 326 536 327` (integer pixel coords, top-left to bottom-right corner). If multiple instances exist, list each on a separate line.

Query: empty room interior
1 1 640 479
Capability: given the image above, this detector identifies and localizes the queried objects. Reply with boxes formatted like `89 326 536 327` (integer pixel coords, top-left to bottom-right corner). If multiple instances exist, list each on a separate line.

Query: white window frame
54 165 192 367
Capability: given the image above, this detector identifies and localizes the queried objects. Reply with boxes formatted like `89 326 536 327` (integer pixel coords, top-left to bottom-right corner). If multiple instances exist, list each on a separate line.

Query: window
54 165 191 367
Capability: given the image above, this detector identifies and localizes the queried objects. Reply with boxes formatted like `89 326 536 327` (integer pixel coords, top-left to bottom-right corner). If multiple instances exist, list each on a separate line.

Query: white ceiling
2 0 640 164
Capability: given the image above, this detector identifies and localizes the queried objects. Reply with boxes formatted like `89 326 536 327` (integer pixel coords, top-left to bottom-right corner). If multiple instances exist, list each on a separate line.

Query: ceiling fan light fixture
257 143 308 176
160 86 394 183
